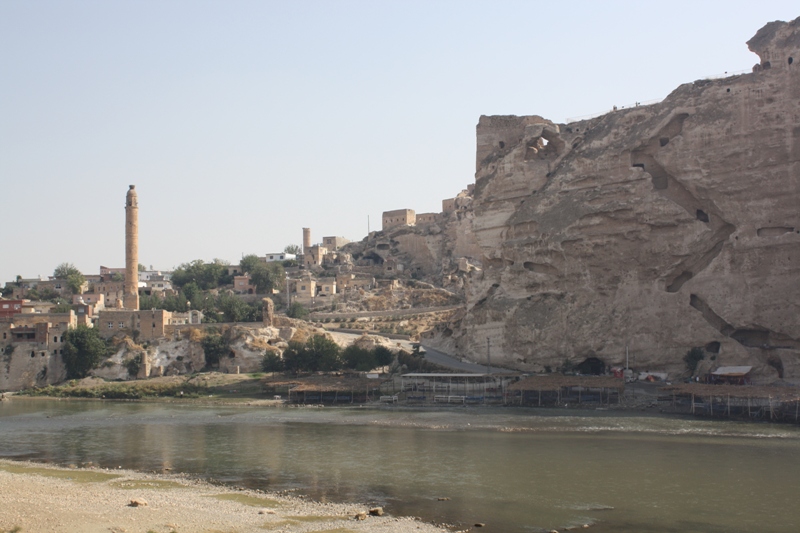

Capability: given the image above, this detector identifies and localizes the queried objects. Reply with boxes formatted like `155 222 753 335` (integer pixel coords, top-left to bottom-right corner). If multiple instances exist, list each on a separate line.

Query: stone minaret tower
302 227 311 254
123 185 140 310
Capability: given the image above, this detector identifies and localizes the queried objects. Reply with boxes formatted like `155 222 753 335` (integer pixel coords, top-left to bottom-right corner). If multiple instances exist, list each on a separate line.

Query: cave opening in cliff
705 341 721 354
575 357 605 375
696 209 709 222
789 57 793 65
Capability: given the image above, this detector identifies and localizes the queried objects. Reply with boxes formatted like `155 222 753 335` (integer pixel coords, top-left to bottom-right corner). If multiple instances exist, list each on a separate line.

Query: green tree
281 341 310 373
281 335 342 373
286 302 309 319
51 299 72 314
216 292 254 322
138 263 146 272
201 333 230 368
250 263 285 294
305 335 342 371
284 244 302 255
261 352 285 372
172 259 230 290
373 345 394 367
240 254 261 275
62 326 109 379
342 345 375 371
53 262 81 280
684 347 705 374
66 272 86 293
110 272 124 282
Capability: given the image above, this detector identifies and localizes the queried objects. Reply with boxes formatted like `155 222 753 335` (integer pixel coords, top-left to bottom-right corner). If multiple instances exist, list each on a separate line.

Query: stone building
96 309 170 341
0 300 23 318
233 275 256 294
321 236 350 252
415 212 441 225
91 281 125 308
382 209 416 230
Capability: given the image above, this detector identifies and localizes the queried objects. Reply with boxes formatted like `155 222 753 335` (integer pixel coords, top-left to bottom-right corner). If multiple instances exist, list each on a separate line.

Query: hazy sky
1 1 797 283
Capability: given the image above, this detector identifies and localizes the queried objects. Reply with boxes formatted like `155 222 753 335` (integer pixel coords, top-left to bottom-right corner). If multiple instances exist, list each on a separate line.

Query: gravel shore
0 459 450 533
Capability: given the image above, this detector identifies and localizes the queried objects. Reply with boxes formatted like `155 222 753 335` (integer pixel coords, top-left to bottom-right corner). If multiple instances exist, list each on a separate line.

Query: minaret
123 185 140 310
302 227 311 254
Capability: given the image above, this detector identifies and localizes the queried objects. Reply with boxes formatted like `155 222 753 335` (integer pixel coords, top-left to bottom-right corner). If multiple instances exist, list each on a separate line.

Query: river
1 398 799 532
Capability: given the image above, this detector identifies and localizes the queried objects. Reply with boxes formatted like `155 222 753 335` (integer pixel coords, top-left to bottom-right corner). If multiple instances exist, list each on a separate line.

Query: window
53 336 57 343
301 285 306 290
119 322 125 328
108 322 113 329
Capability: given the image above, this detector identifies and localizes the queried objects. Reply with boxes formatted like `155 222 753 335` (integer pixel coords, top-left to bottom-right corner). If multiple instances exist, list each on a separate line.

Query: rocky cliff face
441 18 800 379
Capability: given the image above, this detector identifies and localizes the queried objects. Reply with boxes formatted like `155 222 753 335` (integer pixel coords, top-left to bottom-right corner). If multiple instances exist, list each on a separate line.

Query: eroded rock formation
437 18 800 379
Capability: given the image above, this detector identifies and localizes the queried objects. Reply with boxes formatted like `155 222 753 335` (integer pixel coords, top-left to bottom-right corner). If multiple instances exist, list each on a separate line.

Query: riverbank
0 459 451 533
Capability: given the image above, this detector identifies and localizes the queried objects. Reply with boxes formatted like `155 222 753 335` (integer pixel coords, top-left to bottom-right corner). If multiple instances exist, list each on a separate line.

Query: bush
286 302 309 319
262 352 284 372
683 347 705 374
201 334 230 369
125 354 143 377
62 326 110 379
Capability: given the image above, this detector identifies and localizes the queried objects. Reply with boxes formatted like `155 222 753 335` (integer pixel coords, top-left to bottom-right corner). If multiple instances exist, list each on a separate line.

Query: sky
1 0 797 283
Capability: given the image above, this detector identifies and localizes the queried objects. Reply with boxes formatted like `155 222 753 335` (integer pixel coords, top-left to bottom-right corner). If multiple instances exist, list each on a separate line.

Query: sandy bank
0 460 449 533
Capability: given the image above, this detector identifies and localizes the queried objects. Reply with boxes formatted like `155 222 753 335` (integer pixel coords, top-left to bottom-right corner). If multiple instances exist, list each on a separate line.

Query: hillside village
0 183 474 391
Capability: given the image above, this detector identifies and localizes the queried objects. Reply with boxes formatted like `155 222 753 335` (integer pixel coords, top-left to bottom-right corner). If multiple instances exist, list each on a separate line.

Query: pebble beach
0 459 449 533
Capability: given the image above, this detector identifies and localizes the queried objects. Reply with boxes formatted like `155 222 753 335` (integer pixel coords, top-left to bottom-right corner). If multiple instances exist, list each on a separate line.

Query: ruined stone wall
445 18 800 379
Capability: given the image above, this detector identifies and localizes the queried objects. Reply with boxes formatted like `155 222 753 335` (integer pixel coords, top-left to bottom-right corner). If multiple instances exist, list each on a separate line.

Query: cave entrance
575 357 605 375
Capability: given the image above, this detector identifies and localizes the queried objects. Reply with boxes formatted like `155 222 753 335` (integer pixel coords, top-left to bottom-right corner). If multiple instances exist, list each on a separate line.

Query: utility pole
486 337 492 375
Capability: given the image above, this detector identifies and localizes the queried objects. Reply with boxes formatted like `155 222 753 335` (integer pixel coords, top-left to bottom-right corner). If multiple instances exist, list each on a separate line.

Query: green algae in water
109 479 188 490
0 463 120 483
209 493 283 508
260 517 346 530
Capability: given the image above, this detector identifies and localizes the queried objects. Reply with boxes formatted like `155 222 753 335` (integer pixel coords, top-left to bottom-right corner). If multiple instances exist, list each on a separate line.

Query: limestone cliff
438 18 800 379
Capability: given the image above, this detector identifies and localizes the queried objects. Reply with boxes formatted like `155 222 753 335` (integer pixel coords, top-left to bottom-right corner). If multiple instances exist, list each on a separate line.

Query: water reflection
1 399 799 532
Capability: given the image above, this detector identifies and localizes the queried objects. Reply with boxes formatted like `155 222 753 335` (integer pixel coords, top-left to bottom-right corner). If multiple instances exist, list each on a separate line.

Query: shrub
262 352 284 372
683 347 705 374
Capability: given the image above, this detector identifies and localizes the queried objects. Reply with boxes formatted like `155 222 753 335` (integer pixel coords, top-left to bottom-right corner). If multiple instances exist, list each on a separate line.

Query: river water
1 399 799 533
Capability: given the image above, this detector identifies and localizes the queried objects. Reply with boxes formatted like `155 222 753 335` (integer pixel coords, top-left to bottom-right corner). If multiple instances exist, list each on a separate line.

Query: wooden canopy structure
262 375 387 404
506 375 625 406
662 383 800 422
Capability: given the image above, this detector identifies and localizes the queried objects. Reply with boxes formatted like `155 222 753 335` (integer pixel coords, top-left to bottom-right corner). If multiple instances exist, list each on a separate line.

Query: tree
62 326 109 379
138 263 146 272
53 263 85 294
53 262 81 280
342 345 375 371
216 292 255 322
110 272 124 282
684 347 705 374
286 302 308 319
172 259 230 290
250 263 285 294
262 352 285 372
284 244 302 255
373 345 394 367
66 272 86 294
240 254 261 275
282 335 342 373
201 333 230 368
305 335 342 371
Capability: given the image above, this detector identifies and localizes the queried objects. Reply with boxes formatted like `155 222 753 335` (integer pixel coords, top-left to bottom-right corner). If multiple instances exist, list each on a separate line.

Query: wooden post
691 393 695 414
538 389 542 407
795 400 799 422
